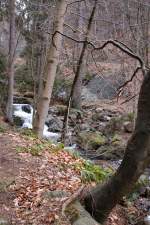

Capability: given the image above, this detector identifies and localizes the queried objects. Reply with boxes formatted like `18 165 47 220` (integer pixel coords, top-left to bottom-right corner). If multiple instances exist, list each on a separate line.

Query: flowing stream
13 104 60 141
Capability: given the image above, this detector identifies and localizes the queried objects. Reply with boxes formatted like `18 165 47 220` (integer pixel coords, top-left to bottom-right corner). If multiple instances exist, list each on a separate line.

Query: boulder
81 87 98 102
55 105 67 116
46 116 63 132
80 123 90 131
84 74 124 100
48 106 58 115
65 200 100 225
77 131 107 150
94 145 125 160
23 91 34 98
95 107 103 113
13 116 24 127
123 121 133 133
91 108 117 123
13 96 32 104
103 117 123 135
22 104 32 114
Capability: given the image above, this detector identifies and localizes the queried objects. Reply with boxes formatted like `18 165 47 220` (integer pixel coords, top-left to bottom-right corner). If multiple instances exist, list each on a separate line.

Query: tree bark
33 0 67 137
71 2 84 110
84 70 150 224
61 0 97 143
6 0 16 123
72 0 97 109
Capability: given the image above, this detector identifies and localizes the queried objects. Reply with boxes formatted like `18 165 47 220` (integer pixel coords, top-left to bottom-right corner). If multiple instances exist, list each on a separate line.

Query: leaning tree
61 39 150 225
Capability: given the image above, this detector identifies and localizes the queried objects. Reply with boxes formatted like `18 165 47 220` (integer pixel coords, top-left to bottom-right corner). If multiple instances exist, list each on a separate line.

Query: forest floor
0 117 147 225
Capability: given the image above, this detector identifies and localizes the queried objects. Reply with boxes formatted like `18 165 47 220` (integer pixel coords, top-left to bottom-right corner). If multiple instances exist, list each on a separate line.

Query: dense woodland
0 0 150 225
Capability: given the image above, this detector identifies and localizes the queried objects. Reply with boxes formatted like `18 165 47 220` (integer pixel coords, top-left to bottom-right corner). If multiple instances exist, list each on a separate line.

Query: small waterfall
13 104 60 141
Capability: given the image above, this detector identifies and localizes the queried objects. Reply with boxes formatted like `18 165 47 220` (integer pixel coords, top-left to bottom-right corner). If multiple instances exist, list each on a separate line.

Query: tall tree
61 0 97 143
33 0 67 137
6 0 16 123
72 0 97 109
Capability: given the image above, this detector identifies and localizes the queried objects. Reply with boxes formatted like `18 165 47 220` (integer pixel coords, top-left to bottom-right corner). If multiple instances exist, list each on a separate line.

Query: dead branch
121 93 139 105
52 31 145 73
114 39 134 53
92 40 144 69
117 66 142 96
51 30 95 49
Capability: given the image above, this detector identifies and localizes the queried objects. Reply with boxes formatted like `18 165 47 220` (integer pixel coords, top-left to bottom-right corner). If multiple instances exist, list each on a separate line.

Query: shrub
81 160 112 183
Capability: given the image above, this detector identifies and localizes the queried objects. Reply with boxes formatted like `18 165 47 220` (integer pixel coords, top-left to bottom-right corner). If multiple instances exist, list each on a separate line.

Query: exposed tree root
62 185 100 225
65 200 100 225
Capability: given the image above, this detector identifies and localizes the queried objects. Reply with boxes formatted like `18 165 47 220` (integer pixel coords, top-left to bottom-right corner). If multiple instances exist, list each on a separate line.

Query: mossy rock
111 134 122 145
78 131 107 150
104 117 123 135
95 145 125 160
66 201 100 225
56 105 67 116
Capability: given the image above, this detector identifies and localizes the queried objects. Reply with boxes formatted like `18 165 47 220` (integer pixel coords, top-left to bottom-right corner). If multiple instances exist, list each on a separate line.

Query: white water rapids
13 104 60 141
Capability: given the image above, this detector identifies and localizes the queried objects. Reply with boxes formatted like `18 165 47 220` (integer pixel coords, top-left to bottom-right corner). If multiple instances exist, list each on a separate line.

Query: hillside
0 118 149 225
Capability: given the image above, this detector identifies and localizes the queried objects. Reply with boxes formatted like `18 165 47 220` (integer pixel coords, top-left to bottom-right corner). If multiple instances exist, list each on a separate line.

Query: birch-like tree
6 0 16 123
33 0 67 137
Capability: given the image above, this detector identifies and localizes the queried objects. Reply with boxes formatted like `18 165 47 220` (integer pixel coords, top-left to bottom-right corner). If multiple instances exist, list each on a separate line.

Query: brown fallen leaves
11 142 83 225
1 131 140 225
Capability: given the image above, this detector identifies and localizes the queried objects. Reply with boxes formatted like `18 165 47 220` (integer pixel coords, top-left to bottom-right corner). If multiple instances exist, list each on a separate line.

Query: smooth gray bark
6 0 16 123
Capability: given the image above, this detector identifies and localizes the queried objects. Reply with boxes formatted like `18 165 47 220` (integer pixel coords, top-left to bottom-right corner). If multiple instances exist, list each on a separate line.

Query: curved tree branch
52 31 145 73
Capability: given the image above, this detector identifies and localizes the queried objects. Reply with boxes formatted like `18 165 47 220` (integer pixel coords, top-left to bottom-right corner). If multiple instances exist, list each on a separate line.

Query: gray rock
13 116 24 127
103 117 123 135
48 106 58 115
84 75 125 100
81 87 98 102
46 116 63 132
123 121 133 133
69 113 77 121
22 104 31 113
80 123 90 131
13 96 32 104
92 112 111 122
95 107 103 113
94 145 125 160
43 190 68 199
77 131 107 150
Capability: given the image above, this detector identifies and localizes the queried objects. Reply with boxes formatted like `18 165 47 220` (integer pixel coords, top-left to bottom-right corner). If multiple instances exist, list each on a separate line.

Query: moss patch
78 131 107 150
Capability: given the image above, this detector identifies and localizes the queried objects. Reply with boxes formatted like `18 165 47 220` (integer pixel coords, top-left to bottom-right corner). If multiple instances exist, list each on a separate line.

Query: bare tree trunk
61 0 97 143
72 0 97 109
33 0 67 137
6 0 16 123
84 70 150 224
71 2 84 110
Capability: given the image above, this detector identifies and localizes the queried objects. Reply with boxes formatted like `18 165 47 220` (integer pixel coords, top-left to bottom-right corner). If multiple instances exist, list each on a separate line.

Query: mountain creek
12 103 150 183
